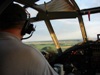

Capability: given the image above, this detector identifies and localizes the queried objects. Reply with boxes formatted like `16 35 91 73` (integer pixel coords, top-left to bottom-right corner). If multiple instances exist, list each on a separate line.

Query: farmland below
24 40 82 52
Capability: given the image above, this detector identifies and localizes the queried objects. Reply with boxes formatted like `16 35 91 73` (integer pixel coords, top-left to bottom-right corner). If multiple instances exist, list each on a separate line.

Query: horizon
23 38 98 43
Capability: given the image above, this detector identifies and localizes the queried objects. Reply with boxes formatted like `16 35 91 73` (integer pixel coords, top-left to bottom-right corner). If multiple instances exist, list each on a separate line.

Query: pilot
0 3 58 75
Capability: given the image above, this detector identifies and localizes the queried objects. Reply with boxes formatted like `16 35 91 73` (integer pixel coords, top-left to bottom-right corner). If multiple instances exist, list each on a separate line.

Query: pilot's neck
0 28 22 40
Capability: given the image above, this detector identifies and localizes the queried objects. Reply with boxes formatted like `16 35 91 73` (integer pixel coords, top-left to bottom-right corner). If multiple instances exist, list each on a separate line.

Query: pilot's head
0 3 27 30
0 3 34 39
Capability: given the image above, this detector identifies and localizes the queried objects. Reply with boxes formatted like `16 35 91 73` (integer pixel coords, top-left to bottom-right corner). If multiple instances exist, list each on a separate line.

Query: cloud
76 0 100 9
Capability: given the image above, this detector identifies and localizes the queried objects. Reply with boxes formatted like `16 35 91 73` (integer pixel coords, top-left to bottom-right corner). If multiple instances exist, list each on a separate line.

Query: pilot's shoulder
21 43 43 57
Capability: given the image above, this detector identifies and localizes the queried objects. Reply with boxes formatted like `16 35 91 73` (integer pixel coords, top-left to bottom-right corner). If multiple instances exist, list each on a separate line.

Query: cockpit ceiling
34 0 77 12
14 0 79 22
0 0 100 22
30 0 79 22
14 0 78 12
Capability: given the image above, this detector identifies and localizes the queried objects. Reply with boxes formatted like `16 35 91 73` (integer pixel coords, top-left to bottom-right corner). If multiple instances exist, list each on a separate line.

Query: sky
23 0 100 42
